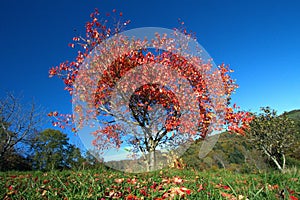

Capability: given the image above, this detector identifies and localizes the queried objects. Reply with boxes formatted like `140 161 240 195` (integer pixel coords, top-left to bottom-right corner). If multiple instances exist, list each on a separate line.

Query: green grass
0 168 299 199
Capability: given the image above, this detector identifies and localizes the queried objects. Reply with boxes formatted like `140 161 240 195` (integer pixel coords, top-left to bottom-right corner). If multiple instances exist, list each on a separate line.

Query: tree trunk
270 155 283 172
149 148 156 171
213 155 226 169
0 152 4 170
282 154 286 172
147 138 158 171
262 147 283 172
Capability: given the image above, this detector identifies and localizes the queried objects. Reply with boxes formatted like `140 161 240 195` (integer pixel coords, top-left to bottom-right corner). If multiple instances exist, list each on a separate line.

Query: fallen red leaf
197 184 205 192
290 196 298 200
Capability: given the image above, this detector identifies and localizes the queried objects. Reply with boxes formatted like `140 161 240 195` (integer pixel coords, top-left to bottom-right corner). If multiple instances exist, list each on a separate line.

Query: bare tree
0 92 44 170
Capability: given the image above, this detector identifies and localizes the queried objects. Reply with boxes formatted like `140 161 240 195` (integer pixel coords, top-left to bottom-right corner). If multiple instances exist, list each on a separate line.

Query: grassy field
1 167 299 200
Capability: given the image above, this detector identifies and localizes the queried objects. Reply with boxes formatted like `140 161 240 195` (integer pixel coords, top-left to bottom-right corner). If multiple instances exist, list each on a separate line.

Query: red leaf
197 184 205 192
114 178 124 183
49 68 57 77
221 192 234 199
8 185 13 191
180 187 191 195
68 43 75 48
290 196 298 200
125 194 139 200
223 185 231 190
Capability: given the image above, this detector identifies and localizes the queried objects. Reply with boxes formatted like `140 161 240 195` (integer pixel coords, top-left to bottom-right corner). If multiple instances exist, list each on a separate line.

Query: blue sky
1 0 299 148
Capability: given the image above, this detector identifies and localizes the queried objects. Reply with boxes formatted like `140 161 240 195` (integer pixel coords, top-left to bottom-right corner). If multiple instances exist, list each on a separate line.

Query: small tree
31 129 83 171
246 107 298 172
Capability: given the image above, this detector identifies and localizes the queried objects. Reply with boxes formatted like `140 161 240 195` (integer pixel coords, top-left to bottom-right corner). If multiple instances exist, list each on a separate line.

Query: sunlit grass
0 167 299 199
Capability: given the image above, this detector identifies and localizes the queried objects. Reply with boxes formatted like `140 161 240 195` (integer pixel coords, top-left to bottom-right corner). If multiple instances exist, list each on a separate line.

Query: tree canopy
0 92 43 171
49 9 252 171
246 107 298 172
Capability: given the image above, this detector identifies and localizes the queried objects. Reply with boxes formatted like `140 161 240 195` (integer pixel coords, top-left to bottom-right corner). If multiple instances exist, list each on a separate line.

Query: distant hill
284 109 300 132
284 109 300 160
181 132 265 172
285 109 300 121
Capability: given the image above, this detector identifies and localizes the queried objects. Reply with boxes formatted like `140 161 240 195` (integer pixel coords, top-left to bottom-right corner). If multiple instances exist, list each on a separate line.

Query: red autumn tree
49 9 252 171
